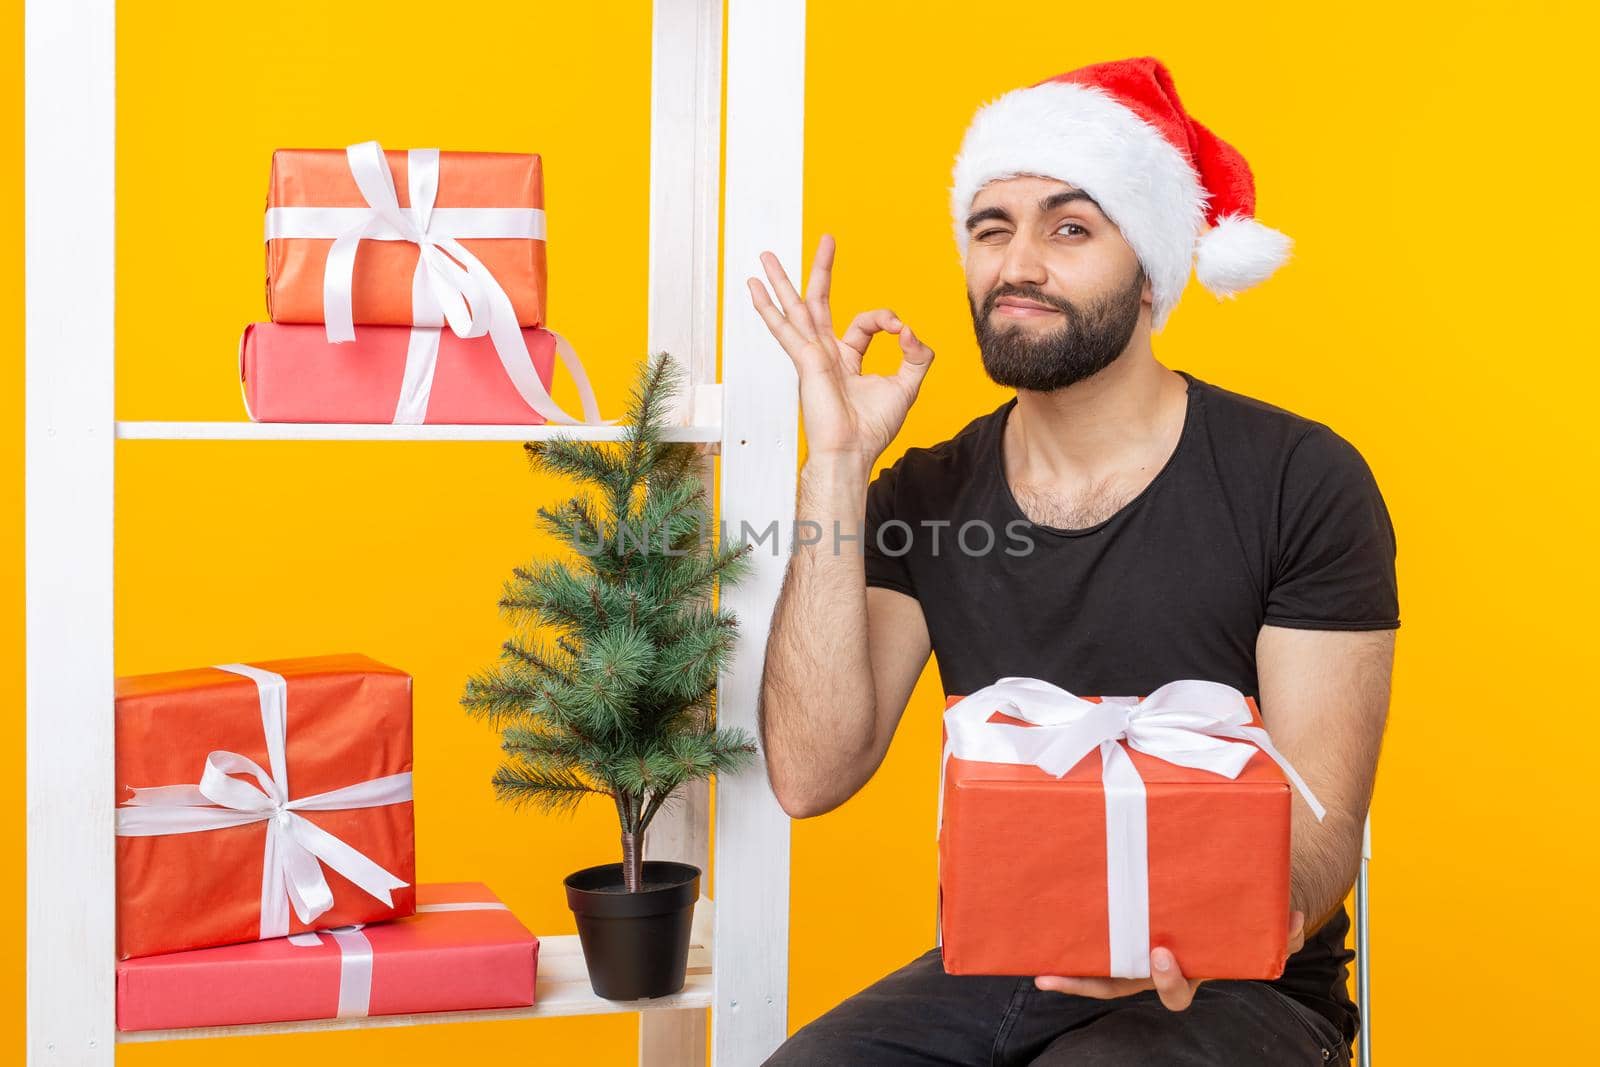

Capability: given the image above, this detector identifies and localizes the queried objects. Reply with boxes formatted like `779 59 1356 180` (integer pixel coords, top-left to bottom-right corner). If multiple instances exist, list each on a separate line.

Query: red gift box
116 882 539 1031
239 321 562 424
115 655 416 960
938 681 1314 980
264 144 547 329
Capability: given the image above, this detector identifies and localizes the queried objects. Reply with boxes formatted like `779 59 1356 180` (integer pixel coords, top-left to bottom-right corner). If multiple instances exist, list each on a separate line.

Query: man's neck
1007 349 1188 485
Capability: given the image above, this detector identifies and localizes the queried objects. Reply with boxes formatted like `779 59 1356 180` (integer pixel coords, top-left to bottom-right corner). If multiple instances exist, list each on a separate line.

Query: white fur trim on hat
1195 213 1292 298
951 81 1207 332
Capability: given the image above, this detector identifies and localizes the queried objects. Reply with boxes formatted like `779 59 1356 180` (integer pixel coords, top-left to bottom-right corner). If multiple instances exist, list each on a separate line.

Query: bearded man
749 56 1397 1067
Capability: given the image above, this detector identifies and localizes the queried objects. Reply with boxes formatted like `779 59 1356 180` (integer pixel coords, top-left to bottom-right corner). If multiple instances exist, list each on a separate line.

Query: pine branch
650 442 702 494
634 729 758 836
464 658 600 743
500 561 628 634
498 560 587 627
461 665 545 729
608 751 657 799
651 620 736 703
636 477 712 560
534 495 612 568
498 636 577 687
621 354 682 489
637 787 673 836
500 726 617 790
501 724 585 762
492 762 610 817
524 437 620 494
573 625 656 734
656 728 760 782
655 604 738 646
659 539 755 607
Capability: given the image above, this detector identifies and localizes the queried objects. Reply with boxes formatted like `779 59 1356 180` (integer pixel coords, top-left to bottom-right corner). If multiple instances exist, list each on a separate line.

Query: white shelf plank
708 1 805 1062
115 421 724 444
27 0 119 1061
116 931 712 1043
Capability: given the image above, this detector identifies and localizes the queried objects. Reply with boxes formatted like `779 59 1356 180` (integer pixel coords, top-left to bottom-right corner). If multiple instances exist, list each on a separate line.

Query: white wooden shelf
118 899 715 1044
114 421 724 444
27 0 801 1062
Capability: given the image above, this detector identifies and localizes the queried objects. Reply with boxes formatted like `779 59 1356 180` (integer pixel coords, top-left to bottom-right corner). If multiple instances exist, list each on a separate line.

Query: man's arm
1256 624 1396 934
759 455 931 819
744 233 936 820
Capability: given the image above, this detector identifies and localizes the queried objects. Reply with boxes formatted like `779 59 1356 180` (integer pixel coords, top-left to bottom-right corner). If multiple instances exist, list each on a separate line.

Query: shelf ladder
23 1 805 1063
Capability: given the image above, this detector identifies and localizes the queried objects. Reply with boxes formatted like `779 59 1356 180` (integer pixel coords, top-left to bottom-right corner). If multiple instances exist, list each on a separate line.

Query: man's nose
997 229 1048 290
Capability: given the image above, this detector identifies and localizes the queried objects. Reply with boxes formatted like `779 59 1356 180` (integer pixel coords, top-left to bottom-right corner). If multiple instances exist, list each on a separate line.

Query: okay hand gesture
747 234 934 470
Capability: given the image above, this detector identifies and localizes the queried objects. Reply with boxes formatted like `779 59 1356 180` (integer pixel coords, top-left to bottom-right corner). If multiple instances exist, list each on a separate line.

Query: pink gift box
116 882 539 1031
239 321 560 424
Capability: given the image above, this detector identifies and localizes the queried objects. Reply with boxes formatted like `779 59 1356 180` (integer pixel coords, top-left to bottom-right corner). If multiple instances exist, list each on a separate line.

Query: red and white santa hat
951 56 1291 331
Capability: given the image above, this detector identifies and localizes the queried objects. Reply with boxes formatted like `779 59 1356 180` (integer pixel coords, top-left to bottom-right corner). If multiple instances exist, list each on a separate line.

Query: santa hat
951 56 1291 331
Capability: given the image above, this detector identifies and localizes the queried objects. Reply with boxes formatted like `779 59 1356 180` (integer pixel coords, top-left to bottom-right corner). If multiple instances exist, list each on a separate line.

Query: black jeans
763 946 1349 1066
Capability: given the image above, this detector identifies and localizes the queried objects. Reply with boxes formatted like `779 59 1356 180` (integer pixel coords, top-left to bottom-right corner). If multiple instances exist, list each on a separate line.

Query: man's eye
1057 223 1088 237
975 229 1006 241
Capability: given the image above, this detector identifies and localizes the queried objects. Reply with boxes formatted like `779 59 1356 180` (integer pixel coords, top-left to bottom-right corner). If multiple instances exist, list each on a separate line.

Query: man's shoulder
1189 373 1386 520
1193 373 1320 441
1190 373 1365 468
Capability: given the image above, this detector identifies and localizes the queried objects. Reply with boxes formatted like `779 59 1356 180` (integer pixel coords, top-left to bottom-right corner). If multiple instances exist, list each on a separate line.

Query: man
748 57 1397 1066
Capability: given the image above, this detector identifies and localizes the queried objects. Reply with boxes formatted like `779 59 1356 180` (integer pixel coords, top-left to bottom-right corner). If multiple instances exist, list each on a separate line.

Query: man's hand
747 234 934 469
1033 911 1306 1012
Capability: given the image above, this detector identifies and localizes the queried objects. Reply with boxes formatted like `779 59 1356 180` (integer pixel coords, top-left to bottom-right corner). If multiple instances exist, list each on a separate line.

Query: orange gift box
938 691 1293 980
116 882 538 1031
115 655 416 960
265 147 547 328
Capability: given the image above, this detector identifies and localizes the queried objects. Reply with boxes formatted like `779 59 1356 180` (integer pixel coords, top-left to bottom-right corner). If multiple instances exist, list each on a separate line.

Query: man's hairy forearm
1292 803 1369 936
1282 631 1394 936
758 456 878 816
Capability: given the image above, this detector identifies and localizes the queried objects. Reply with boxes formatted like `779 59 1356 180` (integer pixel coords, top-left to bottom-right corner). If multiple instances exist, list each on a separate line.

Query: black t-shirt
864 368 1399 1045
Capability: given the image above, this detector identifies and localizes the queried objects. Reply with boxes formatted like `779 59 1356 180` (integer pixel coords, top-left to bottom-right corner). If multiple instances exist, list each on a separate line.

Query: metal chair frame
1355 814 1373 1066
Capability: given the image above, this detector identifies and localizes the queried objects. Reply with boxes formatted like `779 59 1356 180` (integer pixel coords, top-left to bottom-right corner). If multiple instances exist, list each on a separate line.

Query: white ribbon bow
287 901 512 1018
264 141 608 426
938 677 1325 978
116 663 414 941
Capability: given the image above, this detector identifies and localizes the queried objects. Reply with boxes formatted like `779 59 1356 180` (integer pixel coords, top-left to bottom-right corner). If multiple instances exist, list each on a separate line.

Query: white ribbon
938 677 1325 978
264 141 608 427
287 925 376 1018
287 901 512 1018
386 323 595 426
116 663 414 941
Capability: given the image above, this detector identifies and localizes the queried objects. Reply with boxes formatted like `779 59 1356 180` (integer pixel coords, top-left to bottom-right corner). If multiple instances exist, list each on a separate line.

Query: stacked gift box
113 142 628 1027
243 141 602 426
114 654 541 1031
114 143 620 1030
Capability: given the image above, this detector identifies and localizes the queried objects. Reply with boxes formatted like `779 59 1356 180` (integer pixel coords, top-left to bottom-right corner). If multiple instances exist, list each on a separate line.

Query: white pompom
1195 214 1293 298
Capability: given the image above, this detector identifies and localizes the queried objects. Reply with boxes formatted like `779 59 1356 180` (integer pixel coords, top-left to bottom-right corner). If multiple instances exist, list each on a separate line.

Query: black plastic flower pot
564 860 701 1001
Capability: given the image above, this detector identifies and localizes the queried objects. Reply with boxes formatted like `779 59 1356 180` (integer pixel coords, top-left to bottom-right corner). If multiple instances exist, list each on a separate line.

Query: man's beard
968 264 1146 392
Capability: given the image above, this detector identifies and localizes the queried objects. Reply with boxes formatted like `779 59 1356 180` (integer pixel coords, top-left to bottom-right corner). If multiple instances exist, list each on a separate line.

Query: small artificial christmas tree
462 353 758 892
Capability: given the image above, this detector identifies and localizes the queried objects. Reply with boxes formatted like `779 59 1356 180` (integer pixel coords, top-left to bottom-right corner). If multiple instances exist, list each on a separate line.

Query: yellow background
5 1 1595 1064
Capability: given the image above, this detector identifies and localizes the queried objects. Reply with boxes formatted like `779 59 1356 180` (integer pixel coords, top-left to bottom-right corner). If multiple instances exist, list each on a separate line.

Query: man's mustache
984 286 1074 317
